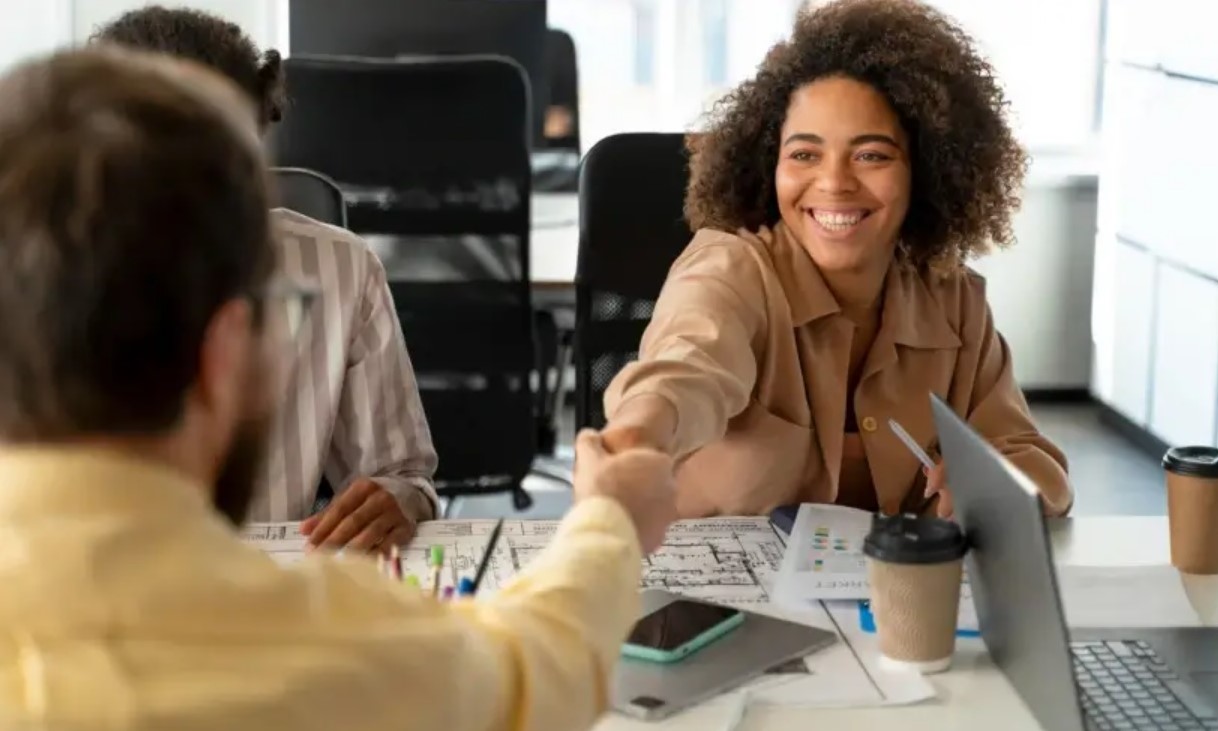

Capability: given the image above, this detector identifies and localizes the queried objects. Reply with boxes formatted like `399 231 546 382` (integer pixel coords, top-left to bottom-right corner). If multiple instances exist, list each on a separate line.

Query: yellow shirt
0 448 641 731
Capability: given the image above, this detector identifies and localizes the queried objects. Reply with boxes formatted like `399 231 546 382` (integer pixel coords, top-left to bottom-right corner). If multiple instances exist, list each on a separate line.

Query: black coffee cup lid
1163 446 1218 479
863 513 967 565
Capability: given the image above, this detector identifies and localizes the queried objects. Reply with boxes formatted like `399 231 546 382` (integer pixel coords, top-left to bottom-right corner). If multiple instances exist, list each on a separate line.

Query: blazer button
861 416 878 433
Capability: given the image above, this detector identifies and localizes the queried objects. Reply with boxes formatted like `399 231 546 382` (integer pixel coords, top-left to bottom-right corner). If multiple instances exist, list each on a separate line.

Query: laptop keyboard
1073 640 1218 730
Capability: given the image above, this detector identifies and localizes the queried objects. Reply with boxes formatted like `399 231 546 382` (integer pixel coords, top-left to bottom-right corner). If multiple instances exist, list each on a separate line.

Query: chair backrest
271 166 348 228
272 54 537 492
575 133 694 430
544 28 579 154
272 54 531 237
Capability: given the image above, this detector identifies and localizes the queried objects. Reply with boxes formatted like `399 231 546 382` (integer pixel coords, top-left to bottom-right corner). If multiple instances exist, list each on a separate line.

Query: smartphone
621 599 745 663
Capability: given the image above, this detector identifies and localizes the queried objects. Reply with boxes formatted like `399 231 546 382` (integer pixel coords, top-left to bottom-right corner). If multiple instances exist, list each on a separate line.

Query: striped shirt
249 208 438 522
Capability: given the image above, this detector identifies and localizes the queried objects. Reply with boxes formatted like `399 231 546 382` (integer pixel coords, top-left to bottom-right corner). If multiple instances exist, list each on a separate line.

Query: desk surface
597 516 1192 731
367 192 580 289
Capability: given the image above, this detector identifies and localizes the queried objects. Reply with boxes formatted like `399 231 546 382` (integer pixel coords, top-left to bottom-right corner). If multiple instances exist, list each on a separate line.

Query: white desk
596 516 1210 731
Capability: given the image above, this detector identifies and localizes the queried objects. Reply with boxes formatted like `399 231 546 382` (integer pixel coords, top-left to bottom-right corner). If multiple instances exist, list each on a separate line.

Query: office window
632 0 656 86
701 0 729 87
71 0 280 48
798 0 1103 148
553 0 1102 152
0 0 69 72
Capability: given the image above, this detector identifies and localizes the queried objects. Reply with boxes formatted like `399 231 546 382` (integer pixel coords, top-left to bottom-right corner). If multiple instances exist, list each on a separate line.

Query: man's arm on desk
441 496 643 731
310 433 675 731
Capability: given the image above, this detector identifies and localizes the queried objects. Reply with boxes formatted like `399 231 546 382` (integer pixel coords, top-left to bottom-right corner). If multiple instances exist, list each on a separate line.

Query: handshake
573 427 677 554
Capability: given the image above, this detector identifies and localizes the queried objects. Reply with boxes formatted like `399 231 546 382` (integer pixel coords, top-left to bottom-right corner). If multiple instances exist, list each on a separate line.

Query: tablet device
612 590 837 721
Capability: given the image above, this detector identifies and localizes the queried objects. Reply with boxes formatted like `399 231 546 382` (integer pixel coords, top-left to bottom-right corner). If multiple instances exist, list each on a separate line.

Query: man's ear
192 298 256 425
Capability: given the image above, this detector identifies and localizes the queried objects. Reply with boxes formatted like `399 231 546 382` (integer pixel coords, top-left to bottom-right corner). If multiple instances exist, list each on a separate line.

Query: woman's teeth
811 210 867 230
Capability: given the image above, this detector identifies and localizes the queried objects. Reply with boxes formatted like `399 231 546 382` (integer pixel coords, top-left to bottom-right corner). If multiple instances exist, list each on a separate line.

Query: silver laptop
931 395 1218 731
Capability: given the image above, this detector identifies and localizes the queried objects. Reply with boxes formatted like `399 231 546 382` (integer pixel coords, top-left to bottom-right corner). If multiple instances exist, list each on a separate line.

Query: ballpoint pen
470 518 505 595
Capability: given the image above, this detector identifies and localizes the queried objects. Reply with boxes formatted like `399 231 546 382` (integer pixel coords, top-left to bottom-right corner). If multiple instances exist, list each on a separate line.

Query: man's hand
300 478 421 553
574 429 676 554
923 463 954 520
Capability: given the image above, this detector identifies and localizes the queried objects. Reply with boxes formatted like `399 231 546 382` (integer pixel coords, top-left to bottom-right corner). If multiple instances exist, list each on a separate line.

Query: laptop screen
931 395 1087 731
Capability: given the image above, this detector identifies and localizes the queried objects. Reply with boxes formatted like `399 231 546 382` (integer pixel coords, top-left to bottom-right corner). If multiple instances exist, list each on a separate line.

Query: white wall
1091 0 1218 447
71 0 281 47
0 0 72 71
972 169 1099 391
0 0 283 73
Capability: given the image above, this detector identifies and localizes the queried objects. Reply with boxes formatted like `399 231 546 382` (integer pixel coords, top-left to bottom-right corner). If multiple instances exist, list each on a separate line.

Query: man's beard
212 412 270 526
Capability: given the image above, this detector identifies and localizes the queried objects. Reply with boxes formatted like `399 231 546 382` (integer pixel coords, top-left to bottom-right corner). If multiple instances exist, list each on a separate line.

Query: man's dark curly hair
685 0 1028 271
91 5 286 128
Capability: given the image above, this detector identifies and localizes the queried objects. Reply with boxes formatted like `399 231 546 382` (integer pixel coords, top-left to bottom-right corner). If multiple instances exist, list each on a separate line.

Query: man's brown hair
0 48 275 439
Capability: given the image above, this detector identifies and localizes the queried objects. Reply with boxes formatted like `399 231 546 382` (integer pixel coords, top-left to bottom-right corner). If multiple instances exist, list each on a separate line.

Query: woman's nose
815 156 859 194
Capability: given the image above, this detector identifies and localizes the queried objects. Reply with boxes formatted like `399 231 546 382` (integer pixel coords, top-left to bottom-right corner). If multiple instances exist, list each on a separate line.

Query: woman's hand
599 395 678 456
923 462 954 520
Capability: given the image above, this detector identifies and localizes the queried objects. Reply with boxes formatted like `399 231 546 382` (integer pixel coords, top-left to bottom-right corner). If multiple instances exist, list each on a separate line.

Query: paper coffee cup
1164 446 1218 574
864 513 967 674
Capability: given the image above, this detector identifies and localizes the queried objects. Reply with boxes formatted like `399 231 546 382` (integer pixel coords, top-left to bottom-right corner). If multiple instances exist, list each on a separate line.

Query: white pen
888 418 935 470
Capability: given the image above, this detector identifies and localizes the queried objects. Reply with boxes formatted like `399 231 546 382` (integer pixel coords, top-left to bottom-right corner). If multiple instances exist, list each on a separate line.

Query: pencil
471 518 505 595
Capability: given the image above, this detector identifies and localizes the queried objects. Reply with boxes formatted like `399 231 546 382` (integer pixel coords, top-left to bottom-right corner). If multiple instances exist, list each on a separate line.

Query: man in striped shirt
94 7 439 552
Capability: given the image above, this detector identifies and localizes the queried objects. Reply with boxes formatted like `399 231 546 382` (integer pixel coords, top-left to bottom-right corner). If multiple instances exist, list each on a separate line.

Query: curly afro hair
685 0 1028 272
91 5 286 129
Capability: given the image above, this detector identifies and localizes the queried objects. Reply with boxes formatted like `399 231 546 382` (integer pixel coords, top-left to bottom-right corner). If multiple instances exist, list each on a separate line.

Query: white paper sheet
773 503 874 602
241 521 306 559
679 600 935 713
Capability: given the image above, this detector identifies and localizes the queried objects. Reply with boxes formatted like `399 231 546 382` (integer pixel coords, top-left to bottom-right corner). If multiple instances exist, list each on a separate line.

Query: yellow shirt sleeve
298 496 643 731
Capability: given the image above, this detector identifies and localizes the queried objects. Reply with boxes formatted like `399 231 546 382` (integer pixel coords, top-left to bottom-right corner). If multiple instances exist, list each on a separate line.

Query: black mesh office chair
575 133 694 430
271 166 348 229
273 55 540 513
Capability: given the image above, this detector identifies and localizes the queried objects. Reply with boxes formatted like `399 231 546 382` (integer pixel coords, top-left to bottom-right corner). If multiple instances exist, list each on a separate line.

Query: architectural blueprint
240 521 305 560
400 516 787 604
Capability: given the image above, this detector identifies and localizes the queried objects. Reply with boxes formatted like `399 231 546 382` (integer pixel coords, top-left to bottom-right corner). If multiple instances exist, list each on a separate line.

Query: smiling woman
598 0 1072 522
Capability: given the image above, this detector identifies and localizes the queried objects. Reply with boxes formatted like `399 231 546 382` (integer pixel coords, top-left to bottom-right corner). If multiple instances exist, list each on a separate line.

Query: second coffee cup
1164 445 1218 574
864 512 967 674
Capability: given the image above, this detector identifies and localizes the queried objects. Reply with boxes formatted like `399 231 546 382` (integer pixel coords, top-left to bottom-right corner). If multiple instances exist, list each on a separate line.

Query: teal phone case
621 611 746 664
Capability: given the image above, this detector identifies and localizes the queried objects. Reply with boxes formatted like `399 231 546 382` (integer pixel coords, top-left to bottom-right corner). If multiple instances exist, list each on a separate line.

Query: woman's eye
790 150 816 162
857 151 890 162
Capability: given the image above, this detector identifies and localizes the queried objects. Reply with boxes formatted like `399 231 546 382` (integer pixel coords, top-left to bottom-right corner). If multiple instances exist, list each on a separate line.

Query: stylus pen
888 418 940 515
888 418 934 470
